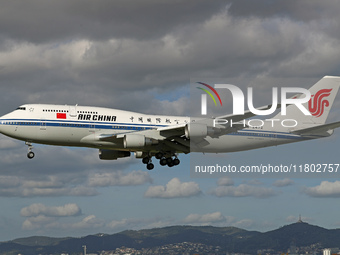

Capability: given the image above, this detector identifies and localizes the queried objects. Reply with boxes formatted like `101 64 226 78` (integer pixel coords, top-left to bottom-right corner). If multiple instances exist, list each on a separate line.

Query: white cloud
22 186 98 197
0 146 140 198
144 178 201 198
210 184 276 198
234 219 255 229
108 218 131 230
273 178 294 187
0 170 99 197
88 170 152 187
22 214 106 231
183 212 227 225
70 215 105 229
181 211 258 229
22 215 55 230
21 203 83 231
107 216 175 232
21 203 81 217
244 179 264 186
303 181 340 197
0 178 99 197
107 218 147 230
286 215 298 223
210 179 276 198
217 177 234 186
0 176 21 188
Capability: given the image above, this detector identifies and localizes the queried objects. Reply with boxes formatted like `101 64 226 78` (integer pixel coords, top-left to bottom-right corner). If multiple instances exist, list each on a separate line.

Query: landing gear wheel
173 158 180 166
155 152 163 160
146 163 154 170
142 157 150 164
25 142 34 159
160 158 167 166
167 161 174 167
27 151 35 159
166 157 172 164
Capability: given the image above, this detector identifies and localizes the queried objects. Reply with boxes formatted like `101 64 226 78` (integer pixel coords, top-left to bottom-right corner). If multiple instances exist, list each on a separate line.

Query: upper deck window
16 107 26 111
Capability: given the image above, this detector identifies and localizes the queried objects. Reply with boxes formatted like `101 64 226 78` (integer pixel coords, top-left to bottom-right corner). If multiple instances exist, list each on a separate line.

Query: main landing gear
25 142 35 159
141 152 180 170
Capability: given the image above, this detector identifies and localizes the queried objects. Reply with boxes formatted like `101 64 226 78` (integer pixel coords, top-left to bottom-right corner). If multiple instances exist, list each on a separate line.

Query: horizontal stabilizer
292 120 340 135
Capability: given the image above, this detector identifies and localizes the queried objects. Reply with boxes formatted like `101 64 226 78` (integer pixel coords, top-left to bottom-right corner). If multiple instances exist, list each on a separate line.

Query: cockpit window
16 107 26 110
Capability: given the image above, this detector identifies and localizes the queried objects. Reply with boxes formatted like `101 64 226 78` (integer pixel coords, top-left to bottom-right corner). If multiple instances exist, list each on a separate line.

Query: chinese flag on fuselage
57 113 67 119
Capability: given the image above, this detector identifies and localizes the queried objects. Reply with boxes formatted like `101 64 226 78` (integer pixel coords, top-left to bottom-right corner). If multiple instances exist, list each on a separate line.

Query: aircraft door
40 119 46 130
89 123 96 133
270 133 277 143
69 105 77 117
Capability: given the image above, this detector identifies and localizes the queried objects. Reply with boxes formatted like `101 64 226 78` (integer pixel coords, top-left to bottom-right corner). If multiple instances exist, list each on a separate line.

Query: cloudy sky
1 0 340 241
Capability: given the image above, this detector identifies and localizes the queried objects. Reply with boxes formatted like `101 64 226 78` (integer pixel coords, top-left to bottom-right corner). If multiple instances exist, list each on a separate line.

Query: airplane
1 76 340 170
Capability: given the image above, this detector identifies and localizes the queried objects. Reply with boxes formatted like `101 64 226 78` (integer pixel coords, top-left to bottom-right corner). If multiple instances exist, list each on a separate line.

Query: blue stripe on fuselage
0 119 324 140
0 118 165 131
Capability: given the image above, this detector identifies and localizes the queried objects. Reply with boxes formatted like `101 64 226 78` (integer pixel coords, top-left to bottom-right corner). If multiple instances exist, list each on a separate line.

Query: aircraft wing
96 119 244 153
95 103 280 152
97 124 190 153
292 120 340 135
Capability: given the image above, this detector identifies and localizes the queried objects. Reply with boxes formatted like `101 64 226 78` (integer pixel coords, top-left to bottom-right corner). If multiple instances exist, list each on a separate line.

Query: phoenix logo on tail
308 89 332 117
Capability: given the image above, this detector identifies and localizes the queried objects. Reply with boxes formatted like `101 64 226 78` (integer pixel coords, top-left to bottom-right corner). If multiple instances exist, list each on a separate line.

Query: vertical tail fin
274 76 340 129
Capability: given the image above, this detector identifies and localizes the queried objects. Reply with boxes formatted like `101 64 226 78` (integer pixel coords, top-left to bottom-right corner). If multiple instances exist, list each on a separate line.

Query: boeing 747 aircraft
1 76 340 170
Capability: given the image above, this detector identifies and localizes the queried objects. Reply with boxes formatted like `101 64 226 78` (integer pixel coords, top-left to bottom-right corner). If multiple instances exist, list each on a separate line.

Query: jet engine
185 123 208 138
123 134 156 148
185 123 222 139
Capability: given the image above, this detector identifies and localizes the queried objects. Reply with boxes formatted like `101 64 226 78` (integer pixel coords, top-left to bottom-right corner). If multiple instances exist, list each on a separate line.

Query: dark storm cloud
1 2 340 145
228 0 340 21
2 1 340 118
0 0 226 43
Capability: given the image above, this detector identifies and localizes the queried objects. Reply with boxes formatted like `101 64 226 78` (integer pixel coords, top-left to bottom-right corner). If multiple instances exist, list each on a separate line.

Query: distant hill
12 236 70 247
1 223 340 255
233 222 340 253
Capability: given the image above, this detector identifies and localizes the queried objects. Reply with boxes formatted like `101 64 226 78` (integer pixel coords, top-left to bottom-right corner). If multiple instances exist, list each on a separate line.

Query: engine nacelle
123 134 154 148
99 149 131 160
185 123 208 139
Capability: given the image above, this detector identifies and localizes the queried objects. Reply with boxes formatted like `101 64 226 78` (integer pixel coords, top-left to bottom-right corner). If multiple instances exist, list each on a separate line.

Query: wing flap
97 125 186 144
158 123 187 138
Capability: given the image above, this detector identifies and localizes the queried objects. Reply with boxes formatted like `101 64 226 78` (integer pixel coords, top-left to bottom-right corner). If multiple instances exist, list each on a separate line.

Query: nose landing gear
25 142 35 159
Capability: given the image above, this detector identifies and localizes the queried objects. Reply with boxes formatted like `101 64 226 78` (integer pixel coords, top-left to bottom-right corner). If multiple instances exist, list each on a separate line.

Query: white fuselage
0 104 324 154
0 104 187 150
